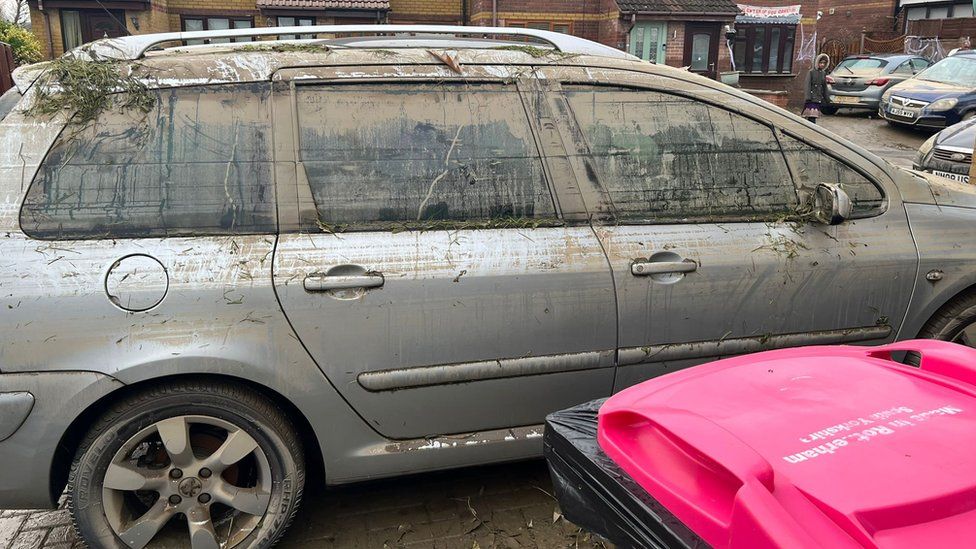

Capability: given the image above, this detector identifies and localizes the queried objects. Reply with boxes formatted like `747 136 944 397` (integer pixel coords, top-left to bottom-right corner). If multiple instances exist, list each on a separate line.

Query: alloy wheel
102 415 272 549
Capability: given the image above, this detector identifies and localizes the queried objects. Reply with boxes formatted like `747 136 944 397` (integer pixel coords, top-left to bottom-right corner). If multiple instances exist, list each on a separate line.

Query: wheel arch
902 281 976 341
50 373 326 504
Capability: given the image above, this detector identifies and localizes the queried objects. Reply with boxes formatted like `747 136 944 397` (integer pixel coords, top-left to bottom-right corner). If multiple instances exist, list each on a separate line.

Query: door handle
304 273 385 292
631 259 698 276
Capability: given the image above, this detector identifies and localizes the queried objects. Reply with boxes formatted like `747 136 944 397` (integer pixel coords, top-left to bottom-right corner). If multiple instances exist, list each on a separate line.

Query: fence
0 43 13 95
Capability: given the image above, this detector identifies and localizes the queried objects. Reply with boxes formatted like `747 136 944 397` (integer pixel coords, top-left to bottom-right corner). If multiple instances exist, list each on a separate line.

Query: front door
684 23 720 79
543 67 917 390
271 66 618 440
630 21 667 63
86 11 127 41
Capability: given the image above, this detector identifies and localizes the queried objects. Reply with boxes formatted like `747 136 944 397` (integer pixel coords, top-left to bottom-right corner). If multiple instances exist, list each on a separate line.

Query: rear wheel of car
916 291 976 347
821 106 838 116
67 381 305 549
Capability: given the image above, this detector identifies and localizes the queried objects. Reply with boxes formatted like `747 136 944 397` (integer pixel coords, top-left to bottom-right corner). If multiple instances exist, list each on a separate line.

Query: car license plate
833 96 860 105
889 107 915 118
932 170 971 184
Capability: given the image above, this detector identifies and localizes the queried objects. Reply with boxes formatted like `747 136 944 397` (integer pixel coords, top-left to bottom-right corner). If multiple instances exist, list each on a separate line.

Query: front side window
296 83 556 231
21 84 275 240
733 24 796 74
564 86 799 222
779 134 884 216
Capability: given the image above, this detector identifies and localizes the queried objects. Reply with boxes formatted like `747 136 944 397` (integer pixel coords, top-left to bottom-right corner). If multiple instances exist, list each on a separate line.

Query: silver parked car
824 54 931 115
3 25 976 549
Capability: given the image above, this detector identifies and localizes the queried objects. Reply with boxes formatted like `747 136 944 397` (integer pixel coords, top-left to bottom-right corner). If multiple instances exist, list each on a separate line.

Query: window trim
180 15 255 43
289 79 565 234
733 23 797 75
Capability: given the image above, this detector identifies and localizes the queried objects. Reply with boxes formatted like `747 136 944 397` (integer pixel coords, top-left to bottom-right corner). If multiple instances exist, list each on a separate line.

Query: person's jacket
805 68 827 103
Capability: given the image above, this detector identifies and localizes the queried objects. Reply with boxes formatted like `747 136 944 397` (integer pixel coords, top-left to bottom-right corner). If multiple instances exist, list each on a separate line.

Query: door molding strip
358 350 615 392
618 325 893 367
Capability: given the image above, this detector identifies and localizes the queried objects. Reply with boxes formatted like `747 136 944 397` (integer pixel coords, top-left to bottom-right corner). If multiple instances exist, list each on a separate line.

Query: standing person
802 54 830 123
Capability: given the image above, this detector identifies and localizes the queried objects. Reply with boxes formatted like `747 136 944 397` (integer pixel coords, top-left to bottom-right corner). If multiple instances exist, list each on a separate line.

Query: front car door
539 66 918 388
271 65 618 439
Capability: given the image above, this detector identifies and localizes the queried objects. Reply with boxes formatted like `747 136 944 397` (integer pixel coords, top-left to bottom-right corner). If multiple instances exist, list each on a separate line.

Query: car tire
67 380 305 549
963 111 976 121
915 290 976 344
821 106 838 116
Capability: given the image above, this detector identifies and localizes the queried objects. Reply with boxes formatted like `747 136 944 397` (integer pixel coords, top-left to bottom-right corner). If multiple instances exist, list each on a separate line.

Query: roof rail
80 25 638 62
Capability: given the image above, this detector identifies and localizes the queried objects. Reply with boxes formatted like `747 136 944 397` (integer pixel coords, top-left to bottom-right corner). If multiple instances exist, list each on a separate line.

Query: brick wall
818 0 899 44
390 0 462 24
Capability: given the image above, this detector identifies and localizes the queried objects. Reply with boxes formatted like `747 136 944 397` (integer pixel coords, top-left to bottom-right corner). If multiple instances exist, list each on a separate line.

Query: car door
271 65 617 439
539 66 918 389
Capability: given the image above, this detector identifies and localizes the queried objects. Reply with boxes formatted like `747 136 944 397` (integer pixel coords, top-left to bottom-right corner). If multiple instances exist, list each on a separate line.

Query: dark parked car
915 118 975 184
824 54 931 114
880 52 976 128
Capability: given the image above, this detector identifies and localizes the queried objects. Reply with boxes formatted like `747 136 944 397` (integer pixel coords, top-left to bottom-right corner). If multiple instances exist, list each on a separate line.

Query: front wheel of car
67 381 305 549
916 291 976 347
821 106 838 115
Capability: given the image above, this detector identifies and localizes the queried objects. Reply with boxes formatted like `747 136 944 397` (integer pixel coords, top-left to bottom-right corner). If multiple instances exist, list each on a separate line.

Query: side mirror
813 183 853 225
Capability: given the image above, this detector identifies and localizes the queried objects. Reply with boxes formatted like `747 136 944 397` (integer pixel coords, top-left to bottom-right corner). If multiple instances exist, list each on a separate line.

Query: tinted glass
21 84 275 240
296 83 555 230
564 86 799 222
779 134 884 215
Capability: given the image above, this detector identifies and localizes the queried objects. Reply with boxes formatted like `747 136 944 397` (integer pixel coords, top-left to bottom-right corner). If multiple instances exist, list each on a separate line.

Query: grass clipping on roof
26 54 156 126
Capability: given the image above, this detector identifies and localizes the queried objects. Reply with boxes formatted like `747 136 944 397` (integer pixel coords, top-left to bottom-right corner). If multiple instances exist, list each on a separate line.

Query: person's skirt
801 101 822 118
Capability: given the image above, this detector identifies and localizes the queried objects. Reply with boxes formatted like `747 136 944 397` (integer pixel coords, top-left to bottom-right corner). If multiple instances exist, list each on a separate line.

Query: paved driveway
0 108 934 549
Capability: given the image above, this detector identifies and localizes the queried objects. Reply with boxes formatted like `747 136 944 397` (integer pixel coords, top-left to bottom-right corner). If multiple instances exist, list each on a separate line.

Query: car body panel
879 54 976 127
4 41 976 508
914 119 976 179
827 55 927 111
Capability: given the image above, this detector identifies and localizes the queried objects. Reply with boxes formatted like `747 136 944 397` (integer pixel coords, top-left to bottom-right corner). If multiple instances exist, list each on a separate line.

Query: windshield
834 58 888 74
917 56 976 87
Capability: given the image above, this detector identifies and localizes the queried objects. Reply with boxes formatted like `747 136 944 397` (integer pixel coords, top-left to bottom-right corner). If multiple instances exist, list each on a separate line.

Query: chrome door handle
631 259 698 276
304 273 385 292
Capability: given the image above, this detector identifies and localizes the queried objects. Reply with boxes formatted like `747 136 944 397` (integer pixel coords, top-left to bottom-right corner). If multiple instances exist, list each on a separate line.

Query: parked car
879 51 976 128
5 25 976 549
915 118 975 183
824 54 931 115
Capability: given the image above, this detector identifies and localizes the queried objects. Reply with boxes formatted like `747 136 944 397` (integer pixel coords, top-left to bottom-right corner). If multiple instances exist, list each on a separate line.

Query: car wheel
67 381 305 549
964 111 976 121
821 106 838 115
916 291 976 347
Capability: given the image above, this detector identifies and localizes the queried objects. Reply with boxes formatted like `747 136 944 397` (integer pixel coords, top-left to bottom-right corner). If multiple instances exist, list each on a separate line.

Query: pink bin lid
597 340 976 549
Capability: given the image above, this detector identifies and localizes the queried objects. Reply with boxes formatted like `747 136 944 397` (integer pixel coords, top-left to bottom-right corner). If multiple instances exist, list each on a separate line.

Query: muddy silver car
3 25 976 549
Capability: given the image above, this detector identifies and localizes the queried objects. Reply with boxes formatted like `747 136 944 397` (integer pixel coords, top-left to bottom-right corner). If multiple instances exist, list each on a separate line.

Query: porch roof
255 0 390 11
616 0 741 16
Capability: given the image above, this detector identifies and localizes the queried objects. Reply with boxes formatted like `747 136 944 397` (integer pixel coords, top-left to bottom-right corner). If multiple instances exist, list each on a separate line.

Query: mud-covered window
21 84 275 240
296 83 556 231
564 86 799 223
779 134 885 216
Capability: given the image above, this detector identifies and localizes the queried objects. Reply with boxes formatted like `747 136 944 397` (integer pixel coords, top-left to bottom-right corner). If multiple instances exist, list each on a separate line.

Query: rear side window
21 84 275 240
296 83 556 231
779 134 885 216
564 85 798 222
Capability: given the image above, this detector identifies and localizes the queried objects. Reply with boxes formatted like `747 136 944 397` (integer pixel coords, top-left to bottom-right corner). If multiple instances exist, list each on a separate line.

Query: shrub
0 20 42 65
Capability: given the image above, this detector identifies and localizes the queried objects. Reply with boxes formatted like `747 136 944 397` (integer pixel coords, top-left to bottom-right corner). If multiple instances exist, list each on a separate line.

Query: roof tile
256 0 390 10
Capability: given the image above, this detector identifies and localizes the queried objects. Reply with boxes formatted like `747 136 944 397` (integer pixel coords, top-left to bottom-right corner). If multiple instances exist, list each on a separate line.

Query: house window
733 24 796 74
506 21 573 34
277 16 315 40
182 17 254 44
953 4 975 18
61 11 84 51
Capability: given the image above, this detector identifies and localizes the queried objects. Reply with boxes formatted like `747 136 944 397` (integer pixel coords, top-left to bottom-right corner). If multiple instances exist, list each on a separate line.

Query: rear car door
540 66 918 388
271 65 617 439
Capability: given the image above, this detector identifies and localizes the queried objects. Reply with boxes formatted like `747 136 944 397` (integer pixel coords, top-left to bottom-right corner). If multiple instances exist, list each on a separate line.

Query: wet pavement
0 109 933 549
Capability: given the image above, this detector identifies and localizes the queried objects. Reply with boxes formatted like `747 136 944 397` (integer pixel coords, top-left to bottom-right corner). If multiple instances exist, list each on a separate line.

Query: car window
562 85 799 223
295 83 556 231
835 58 888 74
779 134 885 216
892 61 914 75
917 56 976 86
21 83 275 240
912 58 931 71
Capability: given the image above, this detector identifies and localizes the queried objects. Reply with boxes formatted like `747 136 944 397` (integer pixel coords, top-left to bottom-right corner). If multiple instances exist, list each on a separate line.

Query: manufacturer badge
951 153 967 162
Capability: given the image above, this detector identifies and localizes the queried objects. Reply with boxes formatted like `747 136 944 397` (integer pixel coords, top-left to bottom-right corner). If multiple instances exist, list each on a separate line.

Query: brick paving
0 461 608 548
